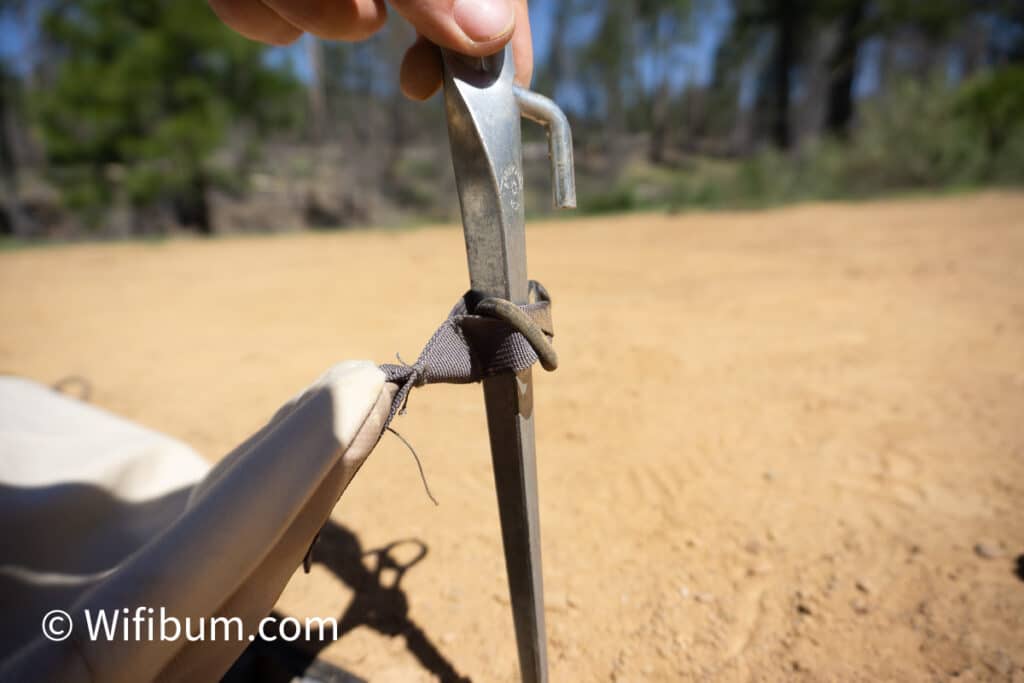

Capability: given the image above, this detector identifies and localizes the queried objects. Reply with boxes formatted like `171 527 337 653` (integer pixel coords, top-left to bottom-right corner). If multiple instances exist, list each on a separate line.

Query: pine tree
35 0 298 233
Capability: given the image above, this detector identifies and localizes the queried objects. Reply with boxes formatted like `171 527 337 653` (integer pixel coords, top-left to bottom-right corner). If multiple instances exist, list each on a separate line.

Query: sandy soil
2 193 1023 682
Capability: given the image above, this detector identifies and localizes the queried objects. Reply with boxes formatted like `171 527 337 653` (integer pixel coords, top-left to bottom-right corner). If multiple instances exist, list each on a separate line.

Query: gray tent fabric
381 286 555 425
0 363 394 682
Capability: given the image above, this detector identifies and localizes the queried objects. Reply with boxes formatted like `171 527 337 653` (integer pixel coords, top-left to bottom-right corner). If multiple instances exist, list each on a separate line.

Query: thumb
388 0 516 56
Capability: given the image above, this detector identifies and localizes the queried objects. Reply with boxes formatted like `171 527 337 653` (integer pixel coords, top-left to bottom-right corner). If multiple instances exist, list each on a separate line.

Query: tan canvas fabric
0 362 394 682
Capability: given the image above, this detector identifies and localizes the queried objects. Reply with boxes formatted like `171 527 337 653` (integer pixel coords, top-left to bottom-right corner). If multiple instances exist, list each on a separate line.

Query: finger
209 0 303 45
400 34 444 101
261 0 388 41
510 0 532 87
388 0 516 56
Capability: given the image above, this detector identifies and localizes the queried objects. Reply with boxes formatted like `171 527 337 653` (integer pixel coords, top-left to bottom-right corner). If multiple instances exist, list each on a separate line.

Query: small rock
747 561 774 577
694 592 713 604
678 586 690 599
744 540 762 555
440 632 456 645
796 602 812 616
975 540 1004 559
851 597 869 615
855 579 872 594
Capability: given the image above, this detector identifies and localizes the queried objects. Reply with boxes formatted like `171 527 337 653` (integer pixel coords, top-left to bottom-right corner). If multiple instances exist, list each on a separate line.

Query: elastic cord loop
474 297 559 372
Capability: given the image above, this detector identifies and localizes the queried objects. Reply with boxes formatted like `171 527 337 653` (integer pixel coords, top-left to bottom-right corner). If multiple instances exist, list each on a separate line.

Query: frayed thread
386 426 439 506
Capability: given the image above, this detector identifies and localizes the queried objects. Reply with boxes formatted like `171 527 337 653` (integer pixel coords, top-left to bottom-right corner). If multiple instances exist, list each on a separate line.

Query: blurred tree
823 0 868 138
5 0 1022 232
35 0 298 233
955 65 1024 156
0 60 26 235
727 0 986 146
317 19 433 224
534 0 585 98
987 0 1024 64
0 0 32 236
584 1 637 178
306 37 327 144
572 0 699 165
709 8 760 154
735 0 815 149
636 0 694 163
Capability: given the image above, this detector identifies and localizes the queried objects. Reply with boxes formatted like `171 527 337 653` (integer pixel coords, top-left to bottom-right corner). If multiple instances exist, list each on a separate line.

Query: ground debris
974 540 1005 559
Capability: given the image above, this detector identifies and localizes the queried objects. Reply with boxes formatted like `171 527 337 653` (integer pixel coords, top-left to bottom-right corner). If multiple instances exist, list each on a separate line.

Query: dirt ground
2 192 1023 682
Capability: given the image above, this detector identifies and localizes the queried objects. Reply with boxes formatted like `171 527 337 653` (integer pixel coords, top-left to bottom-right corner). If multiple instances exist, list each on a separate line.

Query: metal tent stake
442 46 576 683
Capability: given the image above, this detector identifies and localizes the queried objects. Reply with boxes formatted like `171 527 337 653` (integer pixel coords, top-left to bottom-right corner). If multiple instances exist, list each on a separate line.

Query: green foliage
955 66 1024 175
34 0 298 230
873 0 968 38
663 67 1024 211
842 78 988 190
578 186 638 215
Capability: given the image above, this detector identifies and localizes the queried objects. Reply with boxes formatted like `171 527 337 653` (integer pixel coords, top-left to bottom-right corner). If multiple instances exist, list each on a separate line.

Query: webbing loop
380 280 557 427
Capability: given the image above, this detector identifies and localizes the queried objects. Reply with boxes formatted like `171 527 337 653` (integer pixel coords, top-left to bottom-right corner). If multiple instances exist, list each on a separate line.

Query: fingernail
453 0 514 43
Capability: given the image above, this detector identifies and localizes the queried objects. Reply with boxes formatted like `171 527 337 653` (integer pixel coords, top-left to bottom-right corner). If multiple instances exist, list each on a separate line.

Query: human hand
208 0 532 100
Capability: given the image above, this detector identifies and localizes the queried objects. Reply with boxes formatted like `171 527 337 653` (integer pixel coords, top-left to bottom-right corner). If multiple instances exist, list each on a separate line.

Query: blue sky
270 0 733 94
2 1 891 105
1 1 731 88
0 12 35 69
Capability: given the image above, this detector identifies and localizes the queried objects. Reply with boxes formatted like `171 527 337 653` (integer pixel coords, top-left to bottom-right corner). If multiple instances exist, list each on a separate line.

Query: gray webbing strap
380 282 555 427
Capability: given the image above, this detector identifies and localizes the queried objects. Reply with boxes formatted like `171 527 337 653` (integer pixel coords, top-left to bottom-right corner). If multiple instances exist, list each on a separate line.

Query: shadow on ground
224 520 471 683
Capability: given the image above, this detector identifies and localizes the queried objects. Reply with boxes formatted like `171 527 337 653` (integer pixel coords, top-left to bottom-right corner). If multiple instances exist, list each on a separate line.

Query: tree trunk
825 0 867 138
771 3 797 149
174 168 212 234
0 71 30 237
380 20 413 191
540 1 572 94
648 82 671 165
645 5 680 164
605 3 635 180
305 36 327 144
192 175 212 235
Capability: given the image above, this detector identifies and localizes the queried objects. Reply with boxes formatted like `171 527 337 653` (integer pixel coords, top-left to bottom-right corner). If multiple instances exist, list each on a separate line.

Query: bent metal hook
441 45 576 683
